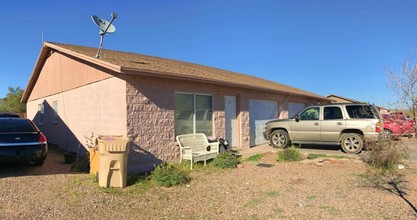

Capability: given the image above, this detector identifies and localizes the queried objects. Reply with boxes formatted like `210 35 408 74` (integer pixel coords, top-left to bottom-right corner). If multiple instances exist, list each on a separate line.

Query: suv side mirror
295 115 300 122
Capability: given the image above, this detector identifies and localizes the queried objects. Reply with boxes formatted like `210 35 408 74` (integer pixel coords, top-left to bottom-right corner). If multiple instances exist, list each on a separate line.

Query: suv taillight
376 122 381 133
39 133 47 144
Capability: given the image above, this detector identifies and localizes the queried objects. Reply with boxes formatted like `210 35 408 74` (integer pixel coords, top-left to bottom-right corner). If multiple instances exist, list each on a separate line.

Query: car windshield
346 105 376 119
0 119 37 133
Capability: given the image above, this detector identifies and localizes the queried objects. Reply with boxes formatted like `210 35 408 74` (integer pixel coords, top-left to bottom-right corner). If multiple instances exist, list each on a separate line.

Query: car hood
266 118 294 124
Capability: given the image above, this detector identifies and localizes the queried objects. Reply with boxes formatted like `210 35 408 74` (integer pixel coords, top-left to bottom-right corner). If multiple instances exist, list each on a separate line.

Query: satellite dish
92 15 116 35
92 12 117 58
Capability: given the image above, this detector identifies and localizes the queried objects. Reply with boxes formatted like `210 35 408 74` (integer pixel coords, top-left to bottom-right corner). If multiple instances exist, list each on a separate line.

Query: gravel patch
1 145 417 219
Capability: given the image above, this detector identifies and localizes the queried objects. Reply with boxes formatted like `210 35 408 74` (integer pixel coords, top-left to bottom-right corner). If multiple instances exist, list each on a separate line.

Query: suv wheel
270 130 290 148
340 133 363 154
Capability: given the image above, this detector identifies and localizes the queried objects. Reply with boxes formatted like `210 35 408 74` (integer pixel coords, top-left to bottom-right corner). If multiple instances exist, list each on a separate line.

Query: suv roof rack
312 102 370 106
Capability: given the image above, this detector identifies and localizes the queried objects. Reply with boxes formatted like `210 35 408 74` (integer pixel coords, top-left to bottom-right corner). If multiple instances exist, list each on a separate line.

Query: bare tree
385 55 417 133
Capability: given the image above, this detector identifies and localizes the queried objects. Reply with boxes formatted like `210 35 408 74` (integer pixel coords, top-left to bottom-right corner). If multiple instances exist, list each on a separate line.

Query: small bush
150 163 190 187
212 152 239 169
277 146 302 162
246 154 263 163
364 140 408 172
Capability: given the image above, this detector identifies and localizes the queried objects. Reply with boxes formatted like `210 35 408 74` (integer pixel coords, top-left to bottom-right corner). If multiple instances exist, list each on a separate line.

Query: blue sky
1 1 416 108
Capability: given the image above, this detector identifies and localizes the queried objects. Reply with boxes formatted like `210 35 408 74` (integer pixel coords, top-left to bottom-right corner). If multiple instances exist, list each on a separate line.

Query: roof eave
21 42 124 103
44 42 123 73
121 67 330 101
22 42 330 103
327 94 359 103
21 44 51 103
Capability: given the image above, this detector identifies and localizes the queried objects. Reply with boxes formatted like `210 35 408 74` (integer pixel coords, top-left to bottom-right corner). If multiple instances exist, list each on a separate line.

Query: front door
225 96 237 147
291 107 321 142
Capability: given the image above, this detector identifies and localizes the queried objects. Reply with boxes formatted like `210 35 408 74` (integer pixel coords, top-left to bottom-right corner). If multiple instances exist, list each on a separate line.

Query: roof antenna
91 12 117 59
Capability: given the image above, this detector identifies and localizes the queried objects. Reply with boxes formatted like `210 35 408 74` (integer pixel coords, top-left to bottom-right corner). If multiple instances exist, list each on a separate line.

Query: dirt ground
0 141 417 220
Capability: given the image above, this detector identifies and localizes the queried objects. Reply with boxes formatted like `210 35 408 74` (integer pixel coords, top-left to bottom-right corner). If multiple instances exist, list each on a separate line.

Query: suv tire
340 133 363 154
270 130 290 148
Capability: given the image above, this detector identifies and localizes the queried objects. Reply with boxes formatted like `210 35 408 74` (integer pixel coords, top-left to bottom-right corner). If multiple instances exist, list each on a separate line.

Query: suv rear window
324 107 343 120
346 105 375 119
0 119 37 133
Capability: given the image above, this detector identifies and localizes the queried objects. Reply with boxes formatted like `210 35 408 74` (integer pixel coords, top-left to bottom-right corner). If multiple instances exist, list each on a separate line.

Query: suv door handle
314 122 319 126
337 122 342 125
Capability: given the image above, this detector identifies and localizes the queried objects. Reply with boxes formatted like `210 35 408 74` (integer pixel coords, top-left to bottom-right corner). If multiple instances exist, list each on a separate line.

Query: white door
249 99 278 146
288 102 305 118
225 96 237 147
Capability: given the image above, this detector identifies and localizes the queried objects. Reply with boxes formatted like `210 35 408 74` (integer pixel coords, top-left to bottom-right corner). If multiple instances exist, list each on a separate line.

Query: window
174 93 213 136
53 101 58 124
299 107 319 120
324 107 343 120
346 105 375 119
38 103 44 125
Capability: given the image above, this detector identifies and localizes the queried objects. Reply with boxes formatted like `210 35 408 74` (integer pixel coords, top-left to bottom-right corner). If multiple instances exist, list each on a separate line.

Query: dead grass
1 148 417 219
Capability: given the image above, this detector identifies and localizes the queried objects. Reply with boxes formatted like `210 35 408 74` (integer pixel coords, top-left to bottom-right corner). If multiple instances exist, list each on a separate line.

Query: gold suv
263 103 384 154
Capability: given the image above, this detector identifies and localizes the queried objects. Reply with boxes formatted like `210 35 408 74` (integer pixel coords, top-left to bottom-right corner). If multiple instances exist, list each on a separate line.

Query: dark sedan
0 112 21 118
0 118 47 165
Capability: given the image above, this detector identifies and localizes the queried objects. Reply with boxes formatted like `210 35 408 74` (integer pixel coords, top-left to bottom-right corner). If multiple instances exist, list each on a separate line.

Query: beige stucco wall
328 96 353 103
26 51 126 153
27 77 127 153
28 51 113 102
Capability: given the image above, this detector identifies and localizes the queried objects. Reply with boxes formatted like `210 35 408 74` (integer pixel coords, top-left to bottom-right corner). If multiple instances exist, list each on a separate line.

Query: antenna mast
92 12 118 58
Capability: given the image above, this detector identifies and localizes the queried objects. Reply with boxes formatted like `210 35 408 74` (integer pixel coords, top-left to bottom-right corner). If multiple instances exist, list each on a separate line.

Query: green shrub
246 153 263 163
212 152 239 169
364 140 408 172
150 163 190 187
277 146 302 162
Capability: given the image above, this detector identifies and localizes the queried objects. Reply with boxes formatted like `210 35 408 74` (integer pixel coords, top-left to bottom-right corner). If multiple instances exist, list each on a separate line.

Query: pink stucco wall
25 51 323 174
124 74 321 173
124 75 232 172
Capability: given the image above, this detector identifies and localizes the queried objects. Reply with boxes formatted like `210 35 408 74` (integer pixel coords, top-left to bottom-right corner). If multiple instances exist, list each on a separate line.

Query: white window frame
174 92 214 136
52 101 58 124
38 103 44 125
